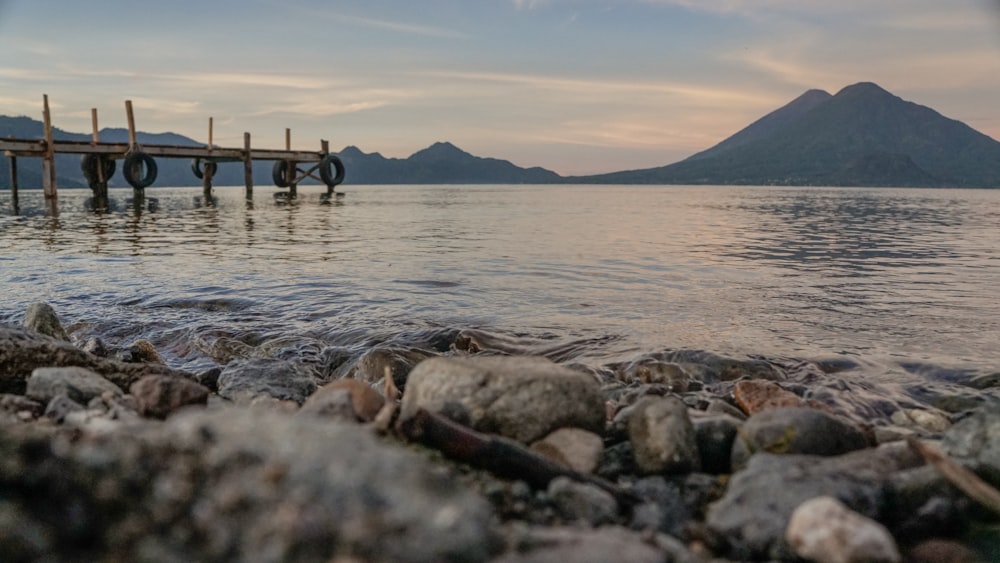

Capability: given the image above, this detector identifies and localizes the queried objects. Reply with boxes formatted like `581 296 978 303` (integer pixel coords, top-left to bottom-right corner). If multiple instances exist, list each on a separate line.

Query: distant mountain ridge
3 82 1000 189
0 118 560 189
574 82 1000 187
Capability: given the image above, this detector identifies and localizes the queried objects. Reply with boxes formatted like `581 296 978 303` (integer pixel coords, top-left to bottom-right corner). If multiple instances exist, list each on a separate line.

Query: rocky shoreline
1 303 999 562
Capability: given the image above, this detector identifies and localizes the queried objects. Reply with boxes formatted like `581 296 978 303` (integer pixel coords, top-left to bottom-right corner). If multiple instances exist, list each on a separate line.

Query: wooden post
125 100 137 149
285 128 296 197
8 154 18 214
41 94 57 202
202 161 213 200
243 132 253 199
208 117 214 149
90 108 109 209
91 109 100 144
321 139 329 154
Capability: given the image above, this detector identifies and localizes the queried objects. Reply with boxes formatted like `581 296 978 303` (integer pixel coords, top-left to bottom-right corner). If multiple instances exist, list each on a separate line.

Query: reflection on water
1 184 999 380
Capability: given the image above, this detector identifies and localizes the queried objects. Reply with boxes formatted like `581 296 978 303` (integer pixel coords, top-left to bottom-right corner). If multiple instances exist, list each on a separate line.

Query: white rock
530 427 604 474
399 356 605 444
786 496 900 563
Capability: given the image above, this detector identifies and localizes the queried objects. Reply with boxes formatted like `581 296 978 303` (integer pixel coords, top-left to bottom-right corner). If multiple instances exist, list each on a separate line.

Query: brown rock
130 375 210 419
733 380 804 415
301 379 386 422
129 339 165 364
530 427 604 474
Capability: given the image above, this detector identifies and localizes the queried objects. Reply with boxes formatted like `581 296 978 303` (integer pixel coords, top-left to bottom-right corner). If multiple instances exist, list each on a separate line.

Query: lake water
2 184 998 385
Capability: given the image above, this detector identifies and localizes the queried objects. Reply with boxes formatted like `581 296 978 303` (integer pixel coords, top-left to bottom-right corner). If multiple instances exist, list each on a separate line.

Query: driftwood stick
907 436 1000 516
397 408 640 507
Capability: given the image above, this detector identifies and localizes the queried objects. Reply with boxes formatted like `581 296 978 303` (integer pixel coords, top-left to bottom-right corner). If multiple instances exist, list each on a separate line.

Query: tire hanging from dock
191 158 218 180
319 154 345 187
80 154 116 184
123 152 158 189
272 160 292 188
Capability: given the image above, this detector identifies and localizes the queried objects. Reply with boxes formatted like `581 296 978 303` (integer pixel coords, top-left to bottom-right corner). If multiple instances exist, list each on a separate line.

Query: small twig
907 436 1000 516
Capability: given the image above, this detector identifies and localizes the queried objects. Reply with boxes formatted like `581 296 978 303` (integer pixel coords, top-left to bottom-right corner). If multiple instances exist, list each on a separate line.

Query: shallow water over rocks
3 185 1000 421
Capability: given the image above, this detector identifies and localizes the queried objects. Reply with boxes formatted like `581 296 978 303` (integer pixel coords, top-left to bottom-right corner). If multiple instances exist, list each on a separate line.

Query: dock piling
8 149 18 214
42 95 57 201
243 132 253 199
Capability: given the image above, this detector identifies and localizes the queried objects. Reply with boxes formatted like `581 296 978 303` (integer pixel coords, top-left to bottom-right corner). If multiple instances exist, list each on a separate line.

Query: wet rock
941 401 1000 485
891 408 951 433
217 358 318 405
0 326 192 394
968 373 1000 390
399 355 605 444
195 367 221 392
354 346 433 392
628 396 700 474
731 407 869 470
496 524 697 563
547 476 618 526
129 375 210 419
0 408 501 562
116 339 164 364
691 413 741 474
732 379 804 415
299 379 385 422
43 395 85 423
23 302 69 342
786 496 900 563
529 428 604 474
706 442 923 560
80 336 109 357
617 360 692 391
26 366 121 405
705 398 747 420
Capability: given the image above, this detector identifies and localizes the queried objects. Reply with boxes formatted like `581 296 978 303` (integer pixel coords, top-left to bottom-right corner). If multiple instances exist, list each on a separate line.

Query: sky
1 0 999 176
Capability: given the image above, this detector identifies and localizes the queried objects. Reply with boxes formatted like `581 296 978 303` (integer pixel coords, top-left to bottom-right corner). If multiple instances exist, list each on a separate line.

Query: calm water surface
2 184 998 382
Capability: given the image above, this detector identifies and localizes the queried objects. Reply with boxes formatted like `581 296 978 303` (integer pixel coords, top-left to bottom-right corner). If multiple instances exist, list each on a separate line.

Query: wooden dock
2 95 346 212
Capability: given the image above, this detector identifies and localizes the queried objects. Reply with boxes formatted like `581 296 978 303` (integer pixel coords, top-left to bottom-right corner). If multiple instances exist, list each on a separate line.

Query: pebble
547 476 619 526
26 366 122 405
731 406 869 470
628 396 701 474
529 427 604 474
786 496 901 563
891 408 951 433
691 412 741 474
129 374 210 419
733 379 804 415
300 379 386 422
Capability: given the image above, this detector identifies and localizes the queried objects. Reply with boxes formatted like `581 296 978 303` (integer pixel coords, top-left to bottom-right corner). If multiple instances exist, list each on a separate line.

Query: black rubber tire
191 158 218 180
123 152 158 189
319 154 346 187
272 160 292 188
80 154 116 183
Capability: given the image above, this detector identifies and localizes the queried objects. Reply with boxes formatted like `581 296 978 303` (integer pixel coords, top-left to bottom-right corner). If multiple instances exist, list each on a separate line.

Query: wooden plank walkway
2 95 346 213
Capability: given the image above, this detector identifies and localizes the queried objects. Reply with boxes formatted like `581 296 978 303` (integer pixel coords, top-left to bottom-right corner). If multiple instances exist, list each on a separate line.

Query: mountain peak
835 81 892 98
409 141 472 162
